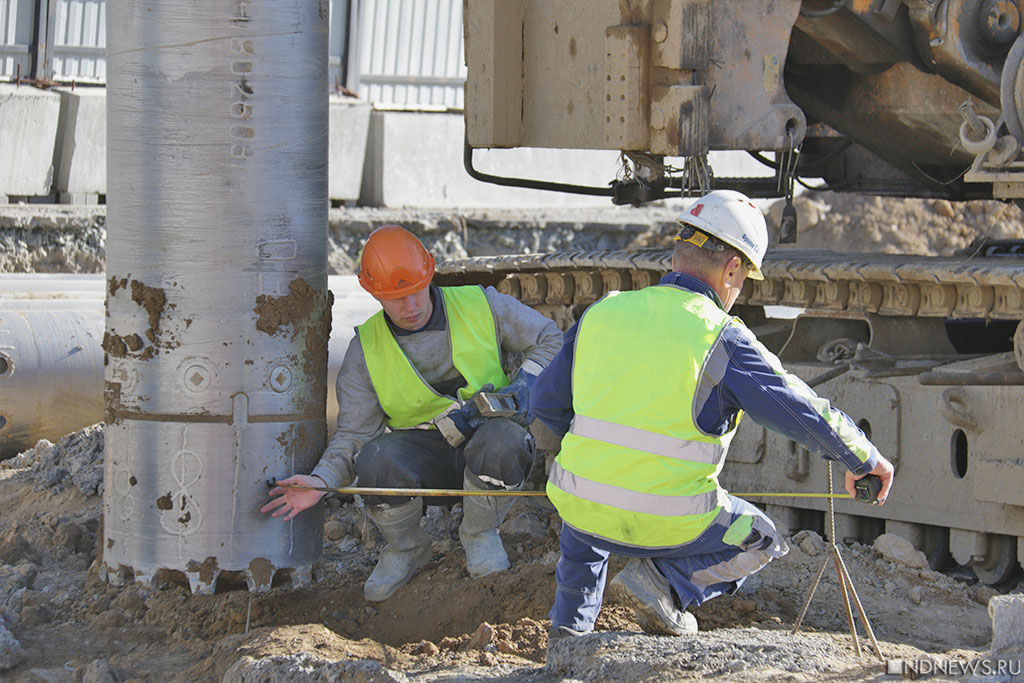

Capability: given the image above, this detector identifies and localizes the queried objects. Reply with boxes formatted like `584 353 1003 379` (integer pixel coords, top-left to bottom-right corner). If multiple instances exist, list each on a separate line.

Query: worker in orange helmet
262 225 562 601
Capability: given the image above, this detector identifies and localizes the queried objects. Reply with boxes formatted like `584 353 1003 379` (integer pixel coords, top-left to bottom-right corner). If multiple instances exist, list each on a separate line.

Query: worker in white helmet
532 189 895 642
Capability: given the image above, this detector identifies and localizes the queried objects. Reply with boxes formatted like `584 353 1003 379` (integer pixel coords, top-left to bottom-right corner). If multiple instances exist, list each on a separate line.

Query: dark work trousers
549 494 789 632
354 417 536 507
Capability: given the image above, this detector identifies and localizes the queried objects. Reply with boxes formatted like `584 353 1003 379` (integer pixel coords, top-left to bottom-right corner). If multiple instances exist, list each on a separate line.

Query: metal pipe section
0 301 104 459
0 276 378 460
104 0 329 593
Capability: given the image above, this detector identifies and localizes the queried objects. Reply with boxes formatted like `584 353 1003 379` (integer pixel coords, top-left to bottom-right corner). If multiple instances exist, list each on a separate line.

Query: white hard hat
676 190 768 280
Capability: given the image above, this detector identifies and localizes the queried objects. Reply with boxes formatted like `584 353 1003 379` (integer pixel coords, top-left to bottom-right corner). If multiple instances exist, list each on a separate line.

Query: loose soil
0 427 1019 681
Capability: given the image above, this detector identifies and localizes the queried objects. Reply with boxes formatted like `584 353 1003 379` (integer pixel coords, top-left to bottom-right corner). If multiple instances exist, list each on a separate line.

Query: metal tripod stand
791 462 885 662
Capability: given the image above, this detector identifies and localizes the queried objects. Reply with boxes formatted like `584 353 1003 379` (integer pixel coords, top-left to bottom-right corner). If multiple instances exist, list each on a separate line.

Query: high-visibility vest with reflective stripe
547 285 739 547
358 285 509 430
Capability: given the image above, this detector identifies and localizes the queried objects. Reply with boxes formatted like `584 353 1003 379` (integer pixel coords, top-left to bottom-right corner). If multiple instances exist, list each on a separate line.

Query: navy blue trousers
550 494 789 632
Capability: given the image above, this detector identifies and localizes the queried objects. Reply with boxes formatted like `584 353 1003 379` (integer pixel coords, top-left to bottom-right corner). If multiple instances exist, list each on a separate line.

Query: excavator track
436 248 1024 326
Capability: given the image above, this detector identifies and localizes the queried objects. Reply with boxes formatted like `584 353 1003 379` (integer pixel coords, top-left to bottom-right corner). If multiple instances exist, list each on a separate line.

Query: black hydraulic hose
746 139 852 175
465 138 798 200
463 138 614 197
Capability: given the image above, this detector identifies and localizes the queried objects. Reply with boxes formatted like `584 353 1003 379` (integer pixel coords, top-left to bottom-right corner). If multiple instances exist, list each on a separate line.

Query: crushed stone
0 621 25 671
6 424 104 497
545 628 849 680
223 654 410 683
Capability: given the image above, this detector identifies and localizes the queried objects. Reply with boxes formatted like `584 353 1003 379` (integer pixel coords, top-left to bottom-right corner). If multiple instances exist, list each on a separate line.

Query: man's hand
844 456 894 505
496 369 538 426
261 474 328 521
434 384 493 447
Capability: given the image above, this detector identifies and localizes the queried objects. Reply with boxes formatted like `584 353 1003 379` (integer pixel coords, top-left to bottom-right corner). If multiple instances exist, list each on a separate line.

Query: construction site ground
3 193 1024 681
1 426 1020 682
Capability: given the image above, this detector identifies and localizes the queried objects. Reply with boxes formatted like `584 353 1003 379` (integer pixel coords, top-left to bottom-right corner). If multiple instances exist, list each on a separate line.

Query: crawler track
436 248 1024 324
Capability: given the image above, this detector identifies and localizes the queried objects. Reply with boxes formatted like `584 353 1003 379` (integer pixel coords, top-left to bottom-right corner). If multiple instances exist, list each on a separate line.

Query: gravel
8 424 105 497
544 628 848 681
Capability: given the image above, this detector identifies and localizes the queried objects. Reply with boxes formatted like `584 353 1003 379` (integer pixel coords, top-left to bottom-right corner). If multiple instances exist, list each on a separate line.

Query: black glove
434 384 493 447
496 369 538 426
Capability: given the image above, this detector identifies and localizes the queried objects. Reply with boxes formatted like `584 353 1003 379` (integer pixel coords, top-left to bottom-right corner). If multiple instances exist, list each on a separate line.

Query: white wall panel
0 0 35 80
353 0 465 108
52 0 106 82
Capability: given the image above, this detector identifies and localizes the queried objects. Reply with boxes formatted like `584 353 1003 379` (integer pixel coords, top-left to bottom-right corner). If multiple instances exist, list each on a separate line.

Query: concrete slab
329 96 371 202
989 595 1024 652
52 86 107 201
0 84 61 198
360 110 620 208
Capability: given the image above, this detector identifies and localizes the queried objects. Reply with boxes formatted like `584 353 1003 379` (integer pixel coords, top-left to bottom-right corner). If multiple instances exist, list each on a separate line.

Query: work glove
496 368 538 427
434 384 493 447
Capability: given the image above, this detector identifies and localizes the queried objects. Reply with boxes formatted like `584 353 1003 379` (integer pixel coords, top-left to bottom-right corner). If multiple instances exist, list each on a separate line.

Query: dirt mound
1 424 1018 681
630 192 1024 256
0 206 106 273
771 192 1024 255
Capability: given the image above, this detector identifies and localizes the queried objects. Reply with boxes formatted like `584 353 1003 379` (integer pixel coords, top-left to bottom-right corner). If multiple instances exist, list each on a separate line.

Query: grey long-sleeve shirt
310 285 562 488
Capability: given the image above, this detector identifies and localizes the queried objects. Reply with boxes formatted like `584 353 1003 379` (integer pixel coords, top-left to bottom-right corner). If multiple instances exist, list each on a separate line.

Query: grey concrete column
103 0 329 593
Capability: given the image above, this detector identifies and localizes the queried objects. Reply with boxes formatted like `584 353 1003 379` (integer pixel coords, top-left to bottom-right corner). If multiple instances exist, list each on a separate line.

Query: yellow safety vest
547 285 740 547
358 285 509 429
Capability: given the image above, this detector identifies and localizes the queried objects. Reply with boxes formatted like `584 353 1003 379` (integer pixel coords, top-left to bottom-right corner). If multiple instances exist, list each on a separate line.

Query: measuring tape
270 475 883 504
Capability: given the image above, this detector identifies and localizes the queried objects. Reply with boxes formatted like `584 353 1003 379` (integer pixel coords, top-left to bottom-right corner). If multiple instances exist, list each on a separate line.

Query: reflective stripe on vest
547 460 721 516
358 286 509 430
571 415 726 465
548 285 739 547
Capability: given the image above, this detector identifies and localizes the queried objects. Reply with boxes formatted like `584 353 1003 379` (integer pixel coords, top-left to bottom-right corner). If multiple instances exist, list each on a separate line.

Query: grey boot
606 558 698 636
459 472 516 578
364 498 433 602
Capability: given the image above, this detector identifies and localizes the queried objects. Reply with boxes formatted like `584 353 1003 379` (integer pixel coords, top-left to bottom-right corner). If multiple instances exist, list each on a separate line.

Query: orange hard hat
357 225 436 299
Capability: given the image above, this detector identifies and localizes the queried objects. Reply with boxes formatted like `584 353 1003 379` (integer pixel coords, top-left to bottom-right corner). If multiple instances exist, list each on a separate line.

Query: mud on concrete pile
1 424 1023 681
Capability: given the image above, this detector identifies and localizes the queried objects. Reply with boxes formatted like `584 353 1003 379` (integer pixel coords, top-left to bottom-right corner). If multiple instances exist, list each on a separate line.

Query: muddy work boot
606 558 698 636
364 498 433 602
458 472 516 578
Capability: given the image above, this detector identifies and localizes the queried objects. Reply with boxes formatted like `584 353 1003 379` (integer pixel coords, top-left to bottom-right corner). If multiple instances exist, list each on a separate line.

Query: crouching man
262 225 562 601
533 190 895 640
